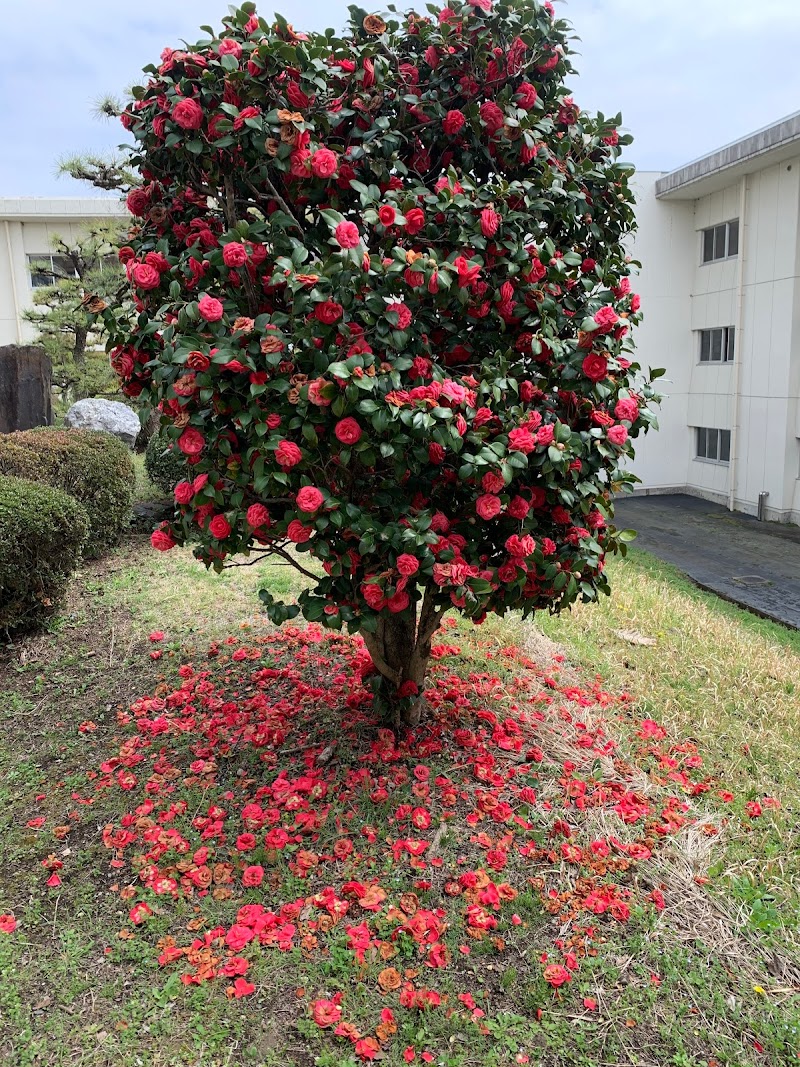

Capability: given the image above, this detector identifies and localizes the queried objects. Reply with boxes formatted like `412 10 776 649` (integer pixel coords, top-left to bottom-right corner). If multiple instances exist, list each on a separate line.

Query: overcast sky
2 0 800 197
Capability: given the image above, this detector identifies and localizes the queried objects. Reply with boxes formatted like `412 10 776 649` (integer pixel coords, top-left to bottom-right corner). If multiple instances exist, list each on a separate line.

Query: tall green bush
0 476 88 633
0 429 134 556
98 0 660 725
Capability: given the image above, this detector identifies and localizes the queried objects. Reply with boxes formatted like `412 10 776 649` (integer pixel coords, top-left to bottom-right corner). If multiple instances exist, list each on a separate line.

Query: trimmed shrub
0 429 134 556
145 431 188 495
0 475 88 633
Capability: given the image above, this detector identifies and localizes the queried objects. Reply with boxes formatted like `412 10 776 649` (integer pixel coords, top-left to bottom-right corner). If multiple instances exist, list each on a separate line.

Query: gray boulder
64 398 141 449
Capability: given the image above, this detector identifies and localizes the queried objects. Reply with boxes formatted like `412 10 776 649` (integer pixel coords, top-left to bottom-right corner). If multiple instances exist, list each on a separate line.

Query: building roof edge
656 110 800 199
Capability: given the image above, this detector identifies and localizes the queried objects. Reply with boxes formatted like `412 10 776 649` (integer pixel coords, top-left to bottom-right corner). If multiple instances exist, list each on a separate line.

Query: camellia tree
99 0 660 725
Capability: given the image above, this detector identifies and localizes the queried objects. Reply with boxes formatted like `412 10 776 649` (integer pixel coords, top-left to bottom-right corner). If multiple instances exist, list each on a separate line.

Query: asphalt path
613 494 800 630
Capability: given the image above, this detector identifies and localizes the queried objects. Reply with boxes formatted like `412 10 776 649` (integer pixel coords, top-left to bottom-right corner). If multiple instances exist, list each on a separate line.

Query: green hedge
0 429 134 556
145 431 188 495
0 475 88 633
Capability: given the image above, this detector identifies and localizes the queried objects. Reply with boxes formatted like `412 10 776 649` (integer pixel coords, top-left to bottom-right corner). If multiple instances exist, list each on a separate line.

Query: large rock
0 345 52 432
64 398 140 449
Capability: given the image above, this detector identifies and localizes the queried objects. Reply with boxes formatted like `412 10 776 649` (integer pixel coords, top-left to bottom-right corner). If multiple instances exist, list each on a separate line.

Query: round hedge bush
145 431 188 495
0 475 89 633
0 429 134 557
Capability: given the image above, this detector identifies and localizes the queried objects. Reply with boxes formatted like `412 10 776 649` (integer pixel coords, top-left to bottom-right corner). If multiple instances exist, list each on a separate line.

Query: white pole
728 176 747 512
4 219 23 344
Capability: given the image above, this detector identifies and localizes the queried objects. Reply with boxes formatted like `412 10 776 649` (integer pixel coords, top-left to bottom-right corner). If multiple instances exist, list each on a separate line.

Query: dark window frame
27 252 79 289
698 326 735 363
695 427 731 464
700 220 739 264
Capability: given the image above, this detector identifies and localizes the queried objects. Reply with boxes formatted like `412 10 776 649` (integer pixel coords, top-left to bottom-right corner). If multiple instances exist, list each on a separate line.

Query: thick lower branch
362 631 402 686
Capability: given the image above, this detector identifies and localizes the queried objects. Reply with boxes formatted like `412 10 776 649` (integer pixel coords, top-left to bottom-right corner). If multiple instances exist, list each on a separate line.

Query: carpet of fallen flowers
7 620 743 1063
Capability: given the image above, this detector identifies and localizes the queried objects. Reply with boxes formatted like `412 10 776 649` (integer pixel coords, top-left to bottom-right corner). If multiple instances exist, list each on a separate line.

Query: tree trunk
361 586 444 729
136 407 161 452
72 324 89 367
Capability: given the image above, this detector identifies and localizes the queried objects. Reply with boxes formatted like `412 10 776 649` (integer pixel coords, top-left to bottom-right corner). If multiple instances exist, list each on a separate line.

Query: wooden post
0 345 52 432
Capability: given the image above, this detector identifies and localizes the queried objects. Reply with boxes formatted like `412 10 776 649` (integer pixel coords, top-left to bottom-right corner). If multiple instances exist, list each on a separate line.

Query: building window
699 327 735 363
696 427 731 464
27 253 78 288
701 219 739 264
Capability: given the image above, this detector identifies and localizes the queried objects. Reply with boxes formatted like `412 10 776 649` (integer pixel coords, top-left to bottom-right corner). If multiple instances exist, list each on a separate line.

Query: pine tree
23 221 128 412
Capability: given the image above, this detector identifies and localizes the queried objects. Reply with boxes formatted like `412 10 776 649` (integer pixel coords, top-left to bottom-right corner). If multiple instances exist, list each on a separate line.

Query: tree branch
263 543 320 582
258 172 306 235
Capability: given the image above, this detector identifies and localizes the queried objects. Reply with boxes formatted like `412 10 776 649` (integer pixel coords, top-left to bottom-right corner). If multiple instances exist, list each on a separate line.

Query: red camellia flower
218 37 242 59
479 100 505 133
311 999 342 1028
387 590 410 613
314 301 343 324
178 428 204 455
0 914 17 934
131 263 161 290
151 525 177 552
209 514 232 539
296 486 324 512
515 81 538 109
396 553 419 576
311 147 338 178
126 189 149 217
582 353 609 382
128 903 153 925
607 424 629 446
614 397 639 423
186 350 210 371
378 204 397 227
335 221 361 248
405 207 425 234
508 427 535 453
386 301 412 329
242 865 264 887
443 109 466 135
222 242 248 267
476 495 502 520
334 417 362 444
228 977 256 998
543 964 571 988
225 924 255 951
198 295 224 321
275 440 303 468
246 503 270 529
594 305 619 331
480 207 501 237
287 519 312 543
172 97 204 130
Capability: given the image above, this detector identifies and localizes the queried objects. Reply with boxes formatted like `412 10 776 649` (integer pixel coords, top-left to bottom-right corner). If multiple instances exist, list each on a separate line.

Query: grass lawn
1 514 799 1066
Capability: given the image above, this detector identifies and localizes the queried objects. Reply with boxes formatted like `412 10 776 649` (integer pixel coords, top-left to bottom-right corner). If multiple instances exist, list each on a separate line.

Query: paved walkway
613 494 800 629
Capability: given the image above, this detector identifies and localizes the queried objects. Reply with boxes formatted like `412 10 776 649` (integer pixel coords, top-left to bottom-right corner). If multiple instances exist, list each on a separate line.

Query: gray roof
656 110 800 200
0 197 128 221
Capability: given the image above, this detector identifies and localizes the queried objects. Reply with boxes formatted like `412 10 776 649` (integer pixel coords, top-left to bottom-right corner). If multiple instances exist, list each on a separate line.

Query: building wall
630 160 800 523
625 173 695 492
0 200 128 348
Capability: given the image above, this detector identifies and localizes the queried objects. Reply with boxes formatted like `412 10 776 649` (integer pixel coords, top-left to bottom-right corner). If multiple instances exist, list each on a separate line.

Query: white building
0 198 128 347
631 111 800 524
